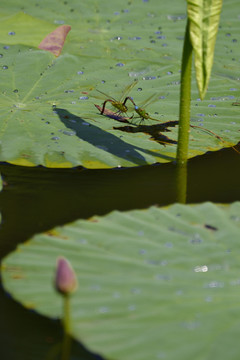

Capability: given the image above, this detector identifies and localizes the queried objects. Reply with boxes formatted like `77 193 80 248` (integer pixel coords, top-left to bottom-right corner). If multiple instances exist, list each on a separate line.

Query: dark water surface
0 145 240 360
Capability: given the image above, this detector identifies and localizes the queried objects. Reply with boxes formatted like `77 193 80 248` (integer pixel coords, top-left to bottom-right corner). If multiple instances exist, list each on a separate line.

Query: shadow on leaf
114 121 179 145
95 103 178 145
56 108 175 164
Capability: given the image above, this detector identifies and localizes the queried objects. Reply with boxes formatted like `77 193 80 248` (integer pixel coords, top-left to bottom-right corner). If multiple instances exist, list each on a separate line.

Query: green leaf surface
2 202 240 360
187 0 223 99
0 12 56 47
0 0 239 168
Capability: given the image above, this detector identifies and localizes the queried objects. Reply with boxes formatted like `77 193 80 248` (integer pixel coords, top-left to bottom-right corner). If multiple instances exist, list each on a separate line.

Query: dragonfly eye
135 106 139 110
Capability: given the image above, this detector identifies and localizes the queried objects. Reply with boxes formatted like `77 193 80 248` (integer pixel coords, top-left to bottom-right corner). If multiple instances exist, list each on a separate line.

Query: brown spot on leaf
45 230 68 239
38 25 71 57
89 218 99 223
204 224 218 231
12 274 24 279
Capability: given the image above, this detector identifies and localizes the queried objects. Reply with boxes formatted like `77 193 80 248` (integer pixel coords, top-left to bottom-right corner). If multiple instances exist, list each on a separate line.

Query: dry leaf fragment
38 25 71 56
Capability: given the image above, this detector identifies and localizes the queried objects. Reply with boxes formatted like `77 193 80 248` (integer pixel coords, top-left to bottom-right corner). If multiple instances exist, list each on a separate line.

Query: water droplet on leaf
205 281 224 288
189 233 203 244
131 288 141 294
167 14 186 21
142 76 156 80
54 20 65 24
113 292 121 298
128 36 141 40
51 136 60 140
62 130 76 136
78 238 87 244
194 265 208 272
99 306 109 313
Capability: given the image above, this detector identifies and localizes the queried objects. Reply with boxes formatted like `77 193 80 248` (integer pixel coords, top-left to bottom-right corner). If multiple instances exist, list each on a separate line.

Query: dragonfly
124 93 161 124
96 80 138 116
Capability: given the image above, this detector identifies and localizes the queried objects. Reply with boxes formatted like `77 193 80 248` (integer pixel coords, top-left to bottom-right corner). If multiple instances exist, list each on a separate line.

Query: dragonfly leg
101 99 114 115
123 96 136 107
129 116 143 126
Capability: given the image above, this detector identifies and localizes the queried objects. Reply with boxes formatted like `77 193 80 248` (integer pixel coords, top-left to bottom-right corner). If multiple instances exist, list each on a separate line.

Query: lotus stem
61 294 72 360
176 19 193 203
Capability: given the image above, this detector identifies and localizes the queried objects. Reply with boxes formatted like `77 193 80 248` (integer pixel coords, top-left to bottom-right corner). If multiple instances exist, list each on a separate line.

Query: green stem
61 295 72 360
176 161 187 204
176 19 193 203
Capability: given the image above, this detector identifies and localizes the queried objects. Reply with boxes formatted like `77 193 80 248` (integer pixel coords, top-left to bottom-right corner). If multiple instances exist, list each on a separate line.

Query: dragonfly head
134 105 139 110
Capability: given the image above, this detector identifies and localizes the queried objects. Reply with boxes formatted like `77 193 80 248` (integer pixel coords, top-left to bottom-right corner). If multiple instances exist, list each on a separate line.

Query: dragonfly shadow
55 108 175 164
113 121 179 145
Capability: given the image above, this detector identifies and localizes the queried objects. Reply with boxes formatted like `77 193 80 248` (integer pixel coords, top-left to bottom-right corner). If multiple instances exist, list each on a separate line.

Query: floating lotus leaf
0 0 238 168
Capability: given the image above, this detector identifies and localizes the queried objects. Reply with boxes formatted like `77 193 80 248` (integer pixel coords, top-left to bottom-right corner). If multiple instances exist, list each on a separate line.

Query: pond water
0 144 240 359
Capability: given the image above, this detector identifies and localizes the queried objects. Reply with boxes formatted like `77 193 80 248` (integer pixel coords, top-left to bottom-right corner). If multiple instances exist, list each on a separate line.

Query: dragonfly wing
95 89 116 101
140 93 159 108
119 79 138 102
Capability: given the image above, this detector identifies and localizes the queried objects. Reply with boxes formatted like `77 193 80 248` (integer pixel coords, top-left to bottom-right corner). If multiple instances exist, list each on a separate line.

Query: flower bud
55 257 78 295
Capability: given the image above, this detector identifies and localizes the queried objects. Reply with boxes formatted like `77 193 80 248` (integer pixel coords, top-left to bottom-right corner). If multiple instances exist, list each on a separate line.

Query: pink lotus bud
55 257 78 295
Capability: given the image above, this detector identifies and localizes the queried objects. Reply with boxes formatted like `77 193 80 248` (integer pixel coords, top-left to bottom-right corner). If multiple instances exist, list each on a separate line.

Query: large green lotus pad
2 202 240 360
0 1 239 168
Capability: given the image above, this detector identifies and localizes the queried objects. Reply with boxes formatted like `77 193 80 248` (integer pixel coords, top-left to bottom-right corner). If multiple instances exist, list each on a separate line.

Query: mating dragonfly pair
97 80 160 124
